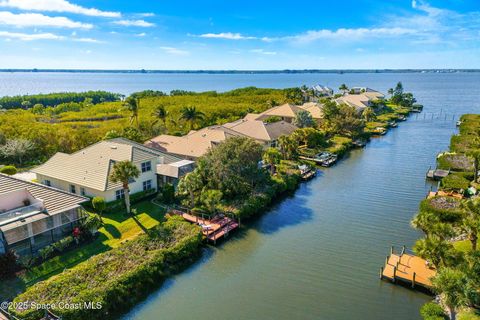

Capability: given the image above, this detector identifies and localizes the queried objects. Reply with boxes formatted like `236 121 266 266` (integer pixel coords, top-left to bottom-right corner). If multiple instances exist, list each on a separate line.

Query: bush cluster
10 217 202 320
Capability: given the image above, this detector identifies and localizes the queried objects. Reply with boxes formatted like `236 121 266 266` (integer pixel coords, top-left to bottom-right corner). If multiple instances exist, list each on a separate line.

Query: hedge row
10 217 202 320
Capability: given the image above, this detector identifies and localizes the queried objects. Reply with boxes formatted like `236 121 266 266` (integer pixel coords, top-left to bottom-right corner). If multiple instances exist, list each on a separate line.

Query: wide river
2 72 480 319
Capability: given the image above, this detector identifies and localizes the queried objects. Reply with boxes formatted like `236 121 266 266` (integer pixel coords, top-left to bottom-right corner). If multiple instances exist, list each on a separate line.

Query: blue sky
0 0 479 69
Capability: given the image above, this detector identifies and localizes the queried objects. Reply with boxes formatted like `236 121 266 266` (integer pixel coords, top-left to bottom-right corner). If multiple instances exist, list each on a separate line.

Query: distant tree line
0 91 121 110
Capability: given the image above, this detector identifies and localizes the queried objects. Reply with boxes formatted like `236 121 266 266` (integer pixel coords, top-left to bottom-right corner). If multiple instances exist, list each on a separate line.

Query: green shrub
158 183 175 204
92 197 106 215
437 153 474 171
419 197 463 223
0 165 17 175
420 302 448 320
441 173 471 191
10 218 202 320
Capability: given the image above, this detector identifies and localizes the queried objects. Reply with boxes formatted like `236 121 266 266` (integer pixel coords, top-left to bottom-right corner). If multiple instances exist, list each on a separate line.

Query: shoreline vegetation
1 82 421 319
0 69 477 74
409 115 480 320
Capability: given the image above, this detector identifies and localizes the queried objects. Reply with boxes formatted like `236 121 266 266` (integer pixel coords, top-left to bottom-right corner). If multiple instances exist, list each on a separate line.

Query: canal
122 73 480 320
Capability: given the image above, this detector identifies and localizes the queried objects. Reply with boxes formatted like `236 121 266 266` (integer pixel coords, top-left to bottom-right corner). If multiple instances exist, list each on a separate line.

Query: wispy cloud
0 11 92 29
113 19 154 27
0 30 63 40
136 32 146 37
160 46 189 56
0 0 120 18
250 49 277 55
74 37 103 43
198 32 257 40
288 27 417 43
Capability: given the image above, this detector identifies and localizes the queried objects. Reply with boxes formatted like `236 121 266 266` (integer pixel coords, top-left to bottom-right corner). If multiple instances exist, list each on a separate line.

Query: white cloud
250 49 277 55
74 37 103 43
0 11 92 29
289 27 417 43
198 32 256 40
138 13 154 17
411 0 417 8
0 0 120 17
159 46 189 56
113 20 154 27
136 32 146 37
0 30 63 40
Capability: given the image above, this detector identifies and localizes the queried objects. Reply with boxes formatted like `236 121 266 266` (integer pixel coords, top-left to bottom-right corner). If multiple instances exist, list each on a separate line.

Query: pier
380 246 436 290
426 167 450 180
170 209 239 244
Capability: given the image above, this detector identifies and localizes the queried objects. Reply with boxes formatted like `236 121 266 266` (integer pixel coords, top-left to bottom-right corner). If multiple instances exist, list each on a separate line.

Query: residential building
145 125 246 160
0 173 88 256
335 88 385 113
312 84 334 97
32 138 191 202
223 118 297 148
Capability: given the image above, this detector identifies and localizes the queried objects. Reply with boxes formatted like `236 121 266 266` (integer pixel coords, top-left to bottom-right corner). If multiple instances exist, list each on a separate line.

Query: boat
388 121 398 128
372 127 387 135
456 120 462 127
411 104 424 113
298 164 316 180
352 139 367 148
398 115 407 121
314 151 338 167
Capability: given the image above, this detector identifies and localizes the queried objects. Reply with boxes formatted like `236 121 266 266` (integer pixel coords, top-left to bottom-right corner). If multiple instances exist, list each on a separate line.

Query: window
44 180 51 186
70 185 76 194
143 180 152 191
80 187 86 196
141 161 152 173
115 189 125 200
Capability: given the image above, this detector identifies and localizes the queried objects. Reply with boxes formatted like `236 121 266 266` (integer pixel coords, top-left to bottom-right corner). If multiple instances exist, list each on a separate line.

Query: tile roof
0 173 87 215
32 138 182 191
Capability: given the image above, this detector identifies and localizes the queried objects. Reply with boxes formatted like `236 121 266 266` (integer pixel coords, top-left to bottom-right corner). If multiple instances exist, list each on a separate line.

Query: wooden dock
380 246 436 290
426 167 450 180
171 210 239 244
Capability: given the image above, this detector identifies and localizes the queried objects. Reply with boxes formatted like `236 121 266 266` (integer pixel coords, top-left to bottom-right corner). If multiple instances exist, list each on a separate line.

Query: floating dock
171 210 239 244
380 246 436 290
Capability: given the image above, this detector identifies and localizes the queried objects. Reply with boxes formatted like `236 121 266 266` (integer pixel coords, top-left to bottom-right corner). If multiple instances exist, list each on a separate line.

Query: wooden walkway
171 210 239 244
381 247 436 290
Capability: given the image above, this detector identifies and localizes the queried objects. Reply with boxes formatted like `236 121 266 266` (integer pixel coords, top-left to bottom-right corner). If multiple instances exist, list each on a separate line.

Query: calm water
2 72 480 319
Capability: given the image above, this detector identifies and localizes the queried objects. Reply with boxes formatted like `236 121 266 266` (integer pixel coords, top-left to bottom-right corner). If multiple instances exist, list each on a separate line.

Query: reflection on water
4 72 475 320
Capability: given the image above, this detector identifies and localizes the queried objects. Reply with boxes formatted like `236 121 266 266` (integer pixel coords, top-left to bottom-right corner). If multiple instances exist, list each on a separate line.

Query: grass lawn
453 239 472 253
0 200 165 301
459 309 480 320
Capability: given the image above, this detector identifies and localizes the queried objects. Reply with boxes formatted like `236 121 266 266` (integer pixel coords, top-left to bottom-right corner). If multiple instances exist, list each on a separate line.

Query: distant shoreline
0 69 479 74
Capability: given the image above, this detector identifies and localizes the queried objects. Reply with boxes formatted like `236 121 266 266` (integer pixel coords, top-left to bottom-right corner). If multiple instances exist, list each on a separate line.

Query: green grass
0 200 165 301
458 309 480 320
453 240 472 253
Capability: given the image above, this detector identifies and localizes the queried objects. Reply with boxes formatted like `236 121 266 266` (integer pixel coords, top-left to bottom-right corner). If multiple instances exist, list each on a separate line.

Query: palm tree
362 107 376 122
413 236 452 268
180 106 205 131
466 149 480 183
109 160 140 214
339 84 348 95
152 105 168 126
431 268 467 320
124 96 139 127
263 147 282 174
460 198 480 251
411 211 440 237
278 135 297 160
177 171 203 208
388 88 394 98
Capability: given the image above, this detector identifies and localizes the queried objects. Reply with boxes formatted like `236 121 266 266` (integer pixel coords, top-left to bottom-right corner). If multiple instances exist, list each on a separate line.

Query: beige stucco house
32 138 192 203
0 173 87 256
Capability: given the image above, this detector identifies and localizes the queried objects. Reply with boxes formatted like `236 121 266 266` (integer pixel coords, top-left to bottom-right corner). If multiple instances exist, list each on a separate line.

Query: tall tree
124 96 139 127
460 198 480 251
362 107 376 122
263 147 282 174
0 139 35 165
339 84 348 95
432 268 467 320
177 171 203 208
293 110 316 128
180 106 205 131
109 160 140 214
278 135 298 160
152 105 168 126
413 236 453 268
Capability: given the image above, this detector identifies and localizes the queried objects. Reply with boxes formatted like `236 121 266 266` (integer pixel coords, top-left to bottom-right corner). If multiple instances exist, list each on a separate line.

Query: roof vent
111 146 117 150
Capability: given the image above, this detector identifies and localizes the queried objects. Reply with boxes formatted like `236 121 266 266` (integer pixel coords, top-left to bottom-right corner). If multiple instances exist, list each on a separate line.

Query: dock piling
380 267 384 279
412 272 416 288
